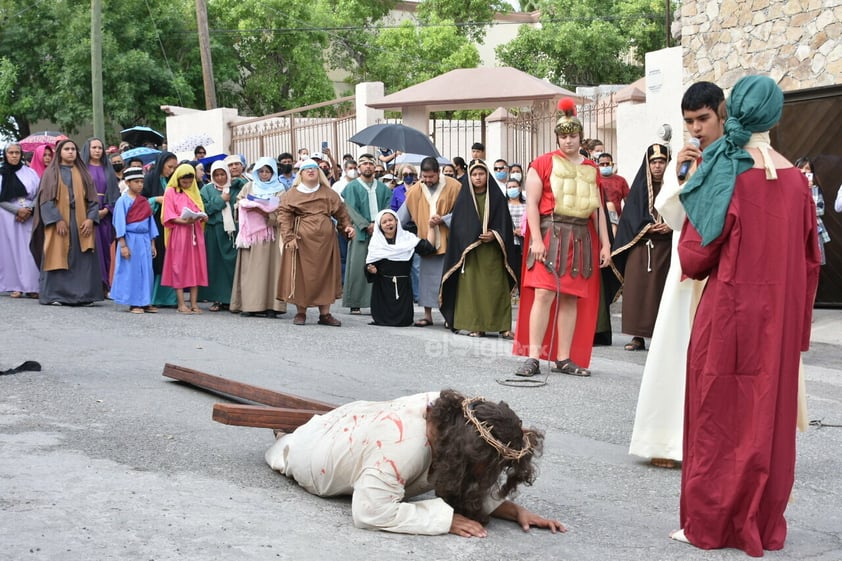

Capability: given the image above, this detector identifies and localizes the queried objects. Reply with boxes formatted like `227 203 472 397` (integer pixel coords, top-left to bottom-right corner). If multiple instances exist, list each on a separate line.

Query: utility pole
665 0 672 48
196 0 217 109
91 0 105 139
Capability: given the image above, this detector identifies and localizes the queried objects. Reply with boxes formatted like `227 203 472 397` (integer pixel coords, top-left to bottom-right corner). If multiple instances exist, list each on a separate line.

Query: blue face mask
495 170 508 181
403 174 415 185
507 187 521 199
599 166 613 177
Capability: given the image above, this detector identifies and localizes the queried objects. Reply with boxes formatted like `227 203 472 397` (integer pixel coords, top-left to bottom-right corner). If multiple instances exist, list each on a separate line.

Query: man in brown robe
610 144 672 351
277 159 354 326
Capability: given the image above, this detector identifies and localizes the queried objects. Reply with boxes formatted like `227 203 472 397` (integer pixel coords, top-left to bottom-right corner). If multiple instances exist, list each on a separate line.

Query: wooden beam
162 363 335 411
212 404 323 430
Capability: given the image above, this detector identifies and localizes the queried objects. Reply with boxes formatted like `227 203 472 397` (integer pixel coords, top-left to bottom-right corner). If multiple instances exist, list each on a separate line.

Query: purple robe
0 166 40 293
89 164 114 289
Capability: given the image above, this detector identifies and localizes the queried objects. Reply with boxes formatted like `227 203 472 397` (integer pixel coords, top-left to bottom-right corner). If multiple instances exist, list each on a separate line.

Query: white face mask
346 169 358 179
510 172 522 182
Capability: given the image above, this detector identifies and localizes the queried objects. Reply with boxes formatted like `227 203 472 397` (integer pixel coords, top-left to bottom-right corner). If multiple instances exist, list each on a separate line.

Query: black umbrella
349 124 440 157
121 126 164 147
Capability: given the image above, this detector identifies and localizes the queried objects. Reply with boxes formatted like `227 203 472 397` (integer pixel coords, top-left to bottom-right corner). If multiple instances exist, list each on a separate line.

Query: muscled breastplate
550 155 600 218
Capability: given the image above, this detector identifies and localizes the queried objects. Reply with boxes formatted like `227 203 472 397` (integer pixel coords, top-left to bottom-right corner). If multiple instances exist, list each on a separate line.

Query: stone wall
681 0 842 90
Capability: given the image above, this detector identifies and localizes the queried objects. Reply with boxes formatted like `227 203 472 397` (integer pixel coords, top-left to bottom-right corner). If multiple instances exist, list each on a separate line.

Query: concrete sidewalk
1 296 840 561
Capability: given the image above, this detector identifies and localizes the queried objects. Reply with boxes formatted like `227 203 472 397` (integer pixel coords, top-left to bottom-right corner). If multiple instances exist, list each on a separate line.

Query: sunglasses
493 166 506 171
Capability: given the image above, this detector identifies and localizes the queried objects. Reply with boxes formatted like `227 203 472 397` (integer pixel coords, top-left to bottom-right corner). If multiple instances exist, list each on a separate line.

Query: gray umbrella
349 124 440 157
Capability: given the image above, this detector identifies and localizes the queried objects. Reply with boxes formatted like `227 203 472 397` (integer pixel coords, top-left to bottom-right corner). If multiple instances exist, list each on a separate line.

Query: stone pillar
485 107 511 164
401 106 430 137
356 82 385 130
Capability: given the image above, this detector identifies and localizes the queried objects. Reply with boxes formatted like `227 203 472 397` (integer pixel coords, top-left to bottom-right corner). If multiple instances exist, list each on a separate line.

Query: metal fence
228 93 617 168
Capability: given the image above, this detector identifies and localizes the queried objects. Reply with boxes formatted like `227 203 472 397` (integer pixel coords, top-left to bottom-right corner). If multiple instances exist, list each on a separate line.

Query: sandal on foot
552 359 591 377
499 330 514 340
651 458 678 469
27 292 39 299
143 305 158 313
467 331 485 338
292 313 306 325
318 313 341 327
349 308 361 315
191 306 203 314
209 302 222 312
177 307 193 314
413 318 434 327
129 307 145 314
624 337 646 351
515 358 541 377
9 291 23 298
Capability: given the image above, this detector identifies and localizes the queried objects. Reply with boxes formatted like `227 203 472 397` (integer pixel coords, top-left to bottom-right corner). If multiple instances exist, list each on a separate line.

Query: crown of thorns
461 396 535 461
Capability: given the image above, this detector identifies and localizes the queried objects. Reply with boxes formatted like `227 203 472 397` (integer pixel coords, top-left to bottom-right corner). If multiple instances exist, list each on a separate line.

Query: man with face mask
492 159 509 194
597 153 630 234
396 157 461 327
341 154 392 314
331 159 358 198
276 152 295 191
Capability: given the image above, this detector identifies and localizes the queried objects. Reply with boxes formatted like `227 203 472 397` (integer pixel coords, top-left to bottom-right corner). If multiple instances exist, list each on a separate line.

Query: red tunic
601 173 630 218
512 151 603 367
677 168 820 557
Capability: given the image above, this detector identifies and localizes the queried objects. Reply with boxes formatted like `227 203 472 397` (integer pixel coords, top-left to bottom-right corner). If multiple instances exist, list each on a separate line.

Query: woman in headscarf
81 137 121 294
277 158 354 326
229 156 287 318
673 75 821 557
161 163 208 314
29 145 54 178
0 143 41 297
141 151 178 306
439 159 518 338
199 160 241 311
30 139 103 305
364 209 436 326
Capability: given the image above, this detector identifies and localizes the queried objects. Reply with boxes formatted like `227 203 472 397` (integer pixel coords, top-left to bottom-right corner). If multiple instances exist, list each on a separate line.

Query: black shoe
240 311 255 317
265 310 277 318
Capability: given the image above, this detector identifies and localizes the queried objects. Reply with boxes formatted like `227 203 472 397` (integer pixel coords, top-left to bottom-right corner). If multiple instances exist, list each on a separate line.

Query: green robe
199 182 242 303
341 178 392 308
452 191 512 332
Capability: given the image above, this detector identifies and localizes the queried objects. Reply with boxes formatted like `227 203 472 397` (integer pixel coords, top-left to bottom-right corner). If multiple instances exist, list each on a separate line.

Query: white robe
266 392 476 535
628 175 704 462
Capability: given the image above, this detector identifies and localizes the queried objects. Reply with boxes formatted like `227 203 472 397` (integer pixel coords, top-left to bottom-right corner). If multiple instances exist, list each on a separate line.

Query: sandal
177 307 193 314
499 330 514 340
413 318 434 327
515 358 541 377
143 306 158 313
651 458 678 469
349 308 361 315
191 306 203 314
9 291 23 298
209 302 222 312
624 337 646 351
292 313 306 325
552 359 591 377
129 307 145 314
467 331 485 338
26 292 39 299
318 313 341 327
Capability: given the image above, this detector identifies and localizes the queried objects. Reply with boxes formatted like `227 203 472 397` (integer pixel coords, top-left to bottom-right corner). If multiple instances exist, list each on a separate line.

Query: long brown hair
427 389 543 523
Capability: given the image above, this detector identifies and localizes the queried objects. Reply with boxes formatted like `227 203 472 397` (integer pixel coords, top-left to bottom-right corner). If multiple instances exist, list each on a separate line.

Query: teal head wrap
679 75 784 245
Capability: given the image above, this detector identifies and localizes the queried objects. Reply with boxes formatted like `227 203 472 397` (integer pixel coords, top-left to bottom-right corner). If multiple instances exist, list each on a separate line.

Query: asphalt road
1 296 840 561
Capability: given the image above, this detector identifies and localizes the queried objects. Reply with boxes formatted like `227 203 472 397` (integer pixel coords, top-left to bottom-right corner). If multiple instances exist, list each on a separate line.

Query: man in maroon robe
674 75 821 557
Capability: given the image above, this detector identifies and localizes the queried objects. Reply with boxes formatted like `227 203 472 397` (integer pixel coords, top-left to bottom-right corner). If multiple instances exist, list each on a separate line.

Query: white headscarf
250 156 283 198
366 209 420 264
209 160 236 235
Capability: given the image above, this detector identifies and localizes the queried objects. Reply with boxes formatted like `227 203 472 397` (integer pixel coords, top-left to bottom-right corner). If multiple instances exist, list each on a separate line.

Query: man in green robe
342 153 392 313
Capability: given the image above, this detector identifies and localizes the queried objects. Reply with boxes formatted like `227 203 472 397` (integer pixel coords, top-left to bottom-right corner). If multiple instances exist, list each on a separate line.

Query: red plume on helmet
557 97 577 117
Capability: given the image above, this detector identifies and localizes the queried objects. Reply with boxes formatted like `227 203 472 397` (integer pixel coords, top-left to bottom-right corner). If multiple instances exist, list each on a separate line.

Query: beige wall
682 0 842 90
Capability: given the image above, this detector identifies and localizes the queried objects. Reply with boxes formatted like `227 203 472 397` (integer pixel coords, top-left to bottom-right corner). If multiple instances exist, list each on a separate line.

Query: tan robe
277 185 351 307
402 176 461 255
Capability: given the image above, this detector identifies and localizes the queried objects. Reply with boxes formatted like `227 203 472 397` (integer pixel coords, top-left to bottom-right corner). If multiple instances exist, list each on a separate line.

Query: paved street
1 296 840 561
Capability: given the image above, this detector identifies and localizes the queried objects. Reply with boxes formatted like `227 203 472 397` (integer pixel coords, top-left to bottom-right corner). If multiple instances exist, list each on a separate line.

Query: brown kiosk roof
366 67 581 112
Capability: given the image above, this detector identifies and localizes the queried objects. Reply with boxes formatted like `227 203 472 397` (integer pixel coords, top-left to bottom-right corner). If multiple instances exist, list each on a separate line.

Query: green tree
0 0 200 141
209 0 337 115
496 0 672 88
415 0 511 43
360 19 480 93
